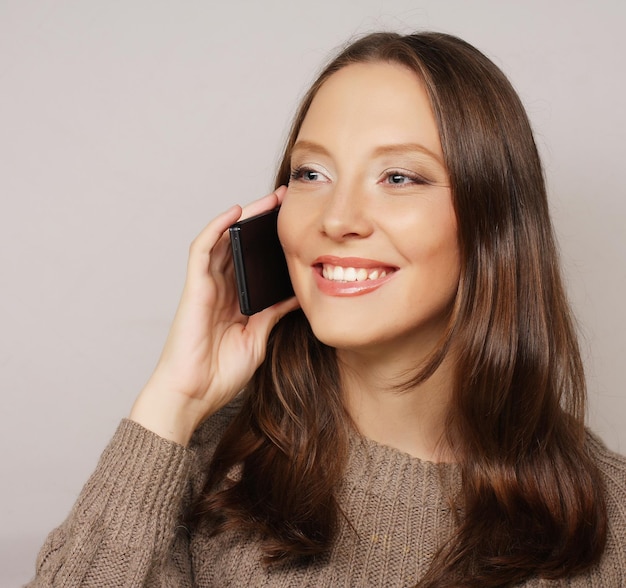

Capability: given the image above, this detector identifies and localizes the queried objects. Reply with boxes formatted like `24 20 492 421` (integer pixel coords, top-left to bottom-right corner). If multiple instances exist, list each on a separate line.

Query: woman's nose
318 183 374 242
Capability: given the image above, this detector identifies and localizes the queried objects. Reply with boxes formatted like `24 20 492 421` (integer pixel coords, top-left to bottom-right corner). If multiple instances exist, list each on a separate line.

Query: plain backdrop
1 1 625 585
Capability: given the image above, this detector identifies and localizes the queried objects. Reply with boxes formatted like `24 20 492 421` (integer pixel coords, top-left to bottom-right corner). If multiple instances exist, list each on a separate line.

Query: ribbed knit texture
28 402 626 587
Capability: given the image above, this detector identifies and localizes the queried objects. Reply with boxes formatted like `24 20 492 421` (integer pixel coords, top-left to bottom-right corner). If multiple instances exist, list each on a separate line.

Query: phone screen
229 208 294 315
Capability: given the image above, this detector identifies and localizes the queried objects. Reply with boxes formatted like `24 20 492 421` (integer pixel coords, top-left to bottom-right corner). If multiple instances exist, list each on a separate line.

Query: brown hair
194 32 607 585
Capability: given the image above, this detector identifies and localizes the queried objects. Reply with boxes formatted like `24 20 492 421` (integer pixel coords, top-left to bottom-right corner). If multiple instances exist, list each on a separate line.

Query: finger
188 188 288 282
192 187 287 258
209 231 235 274
275 185 288 205
239 186 286 221
188 205 242 267
245 295 300 348
210 187 287 275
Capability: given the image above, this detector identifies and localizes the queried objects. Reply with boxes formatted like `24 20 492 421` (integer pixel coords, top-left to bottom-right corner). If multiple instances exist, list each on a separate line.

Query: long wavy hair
194 32 607 586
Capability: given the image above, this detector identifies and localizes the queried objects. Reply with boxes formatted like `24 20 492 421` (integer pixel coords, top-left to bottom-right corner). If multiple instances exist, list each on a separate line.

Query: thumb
246 295 300 352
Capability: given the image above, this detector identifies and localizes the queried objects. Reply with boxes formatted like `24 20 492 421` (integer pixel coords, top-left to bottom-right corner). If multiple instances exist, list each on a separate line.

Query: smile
321 264 389 282
311 257 397 297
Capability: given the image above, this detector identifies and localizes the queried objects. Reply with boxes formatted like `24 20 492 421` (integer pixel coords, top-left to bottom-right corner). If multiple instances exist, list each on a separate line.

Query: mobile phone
229 207 294 315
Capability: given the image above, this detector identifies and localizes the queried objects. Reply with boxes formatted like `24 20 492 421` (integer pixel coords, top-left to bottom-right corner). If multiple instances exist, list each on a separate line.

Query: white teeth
343 267 357 281
321 264 390 282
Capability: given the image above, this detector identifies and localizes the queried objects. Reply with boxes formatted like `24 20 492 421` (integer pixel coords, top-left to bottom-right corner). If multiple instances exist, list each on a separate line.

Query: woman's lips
312 256 397 296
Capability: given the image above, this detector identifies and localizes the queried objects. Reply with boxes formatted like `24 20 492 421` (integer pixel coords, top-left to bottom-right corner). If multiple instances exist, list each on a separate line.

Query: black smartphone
229 207 294 315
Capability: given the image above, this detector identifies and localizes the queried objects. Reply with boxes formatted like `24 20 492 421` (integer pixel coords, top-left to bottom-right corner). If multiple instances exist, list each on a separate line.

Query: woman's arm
27 420 195 587
27 188 298 586
129 187 297 446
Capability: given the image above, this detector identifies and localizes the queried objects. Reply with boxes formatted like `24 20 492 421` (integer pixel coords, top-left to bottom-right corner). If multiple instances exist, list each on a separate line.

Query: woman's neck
338 346 455 463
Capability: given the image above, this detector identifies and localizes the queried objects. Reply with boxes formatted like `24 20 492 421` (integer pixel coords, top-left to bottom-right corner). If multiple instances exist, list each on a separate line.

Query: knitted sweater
28 400 626 587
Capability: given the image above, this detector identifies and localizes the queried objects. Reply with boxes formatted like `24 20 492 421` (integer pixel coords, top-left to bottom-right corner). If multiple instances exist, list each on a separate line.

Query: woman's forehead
297 62 444 162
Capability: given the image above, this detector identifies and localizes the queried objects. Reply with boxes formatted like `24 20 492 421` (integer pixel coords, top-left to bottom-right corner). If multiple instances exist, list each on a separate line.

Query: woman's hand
129 186 299 445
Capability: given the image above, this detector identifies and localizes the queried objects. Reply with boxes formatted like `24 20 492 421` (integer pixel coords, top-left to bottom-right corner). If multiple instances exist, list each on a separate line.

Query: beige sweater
28 400 626 587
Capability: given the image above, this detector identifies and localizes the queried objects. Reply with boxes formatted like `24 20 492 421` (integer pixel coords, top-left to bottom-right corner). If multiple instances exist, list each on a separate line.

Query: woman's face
278 62 460 357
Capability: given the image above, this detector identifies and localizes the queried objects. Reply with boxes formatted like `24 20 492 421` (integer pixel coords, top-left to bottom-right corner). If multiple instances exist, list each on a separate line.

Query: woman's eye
303 170 321 181
289 167 326 183
383 171 426 186
388 173 410 185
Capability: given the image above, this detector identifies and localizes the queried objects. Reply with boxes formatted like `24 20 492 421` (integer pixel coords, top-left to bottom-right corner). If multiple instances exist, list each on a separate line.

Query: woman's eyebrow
372 143 444 166
291 140 444 166
291 140 331 158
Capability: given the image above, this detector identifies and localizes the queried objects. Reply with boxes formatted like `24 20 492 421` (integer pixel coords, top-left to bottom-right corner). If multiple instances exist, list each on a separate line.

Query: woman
29 32 626 587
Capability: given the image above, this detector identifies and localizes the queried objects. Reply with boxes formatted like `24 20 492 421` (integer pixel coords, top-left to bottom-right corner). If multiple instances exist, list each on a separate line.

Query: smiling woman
28 32 626 588
279 63 459 362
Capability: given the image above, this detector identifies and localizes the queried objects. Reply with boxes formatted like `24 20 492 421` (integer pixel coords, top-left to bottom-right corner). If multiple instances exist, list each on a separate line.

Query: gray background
1 1 624 585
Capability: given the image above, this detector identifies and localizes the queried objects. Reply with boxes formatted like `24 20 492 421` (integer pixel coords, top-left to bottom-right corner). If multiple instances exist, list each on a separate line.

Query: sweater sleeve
26 419 197 587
